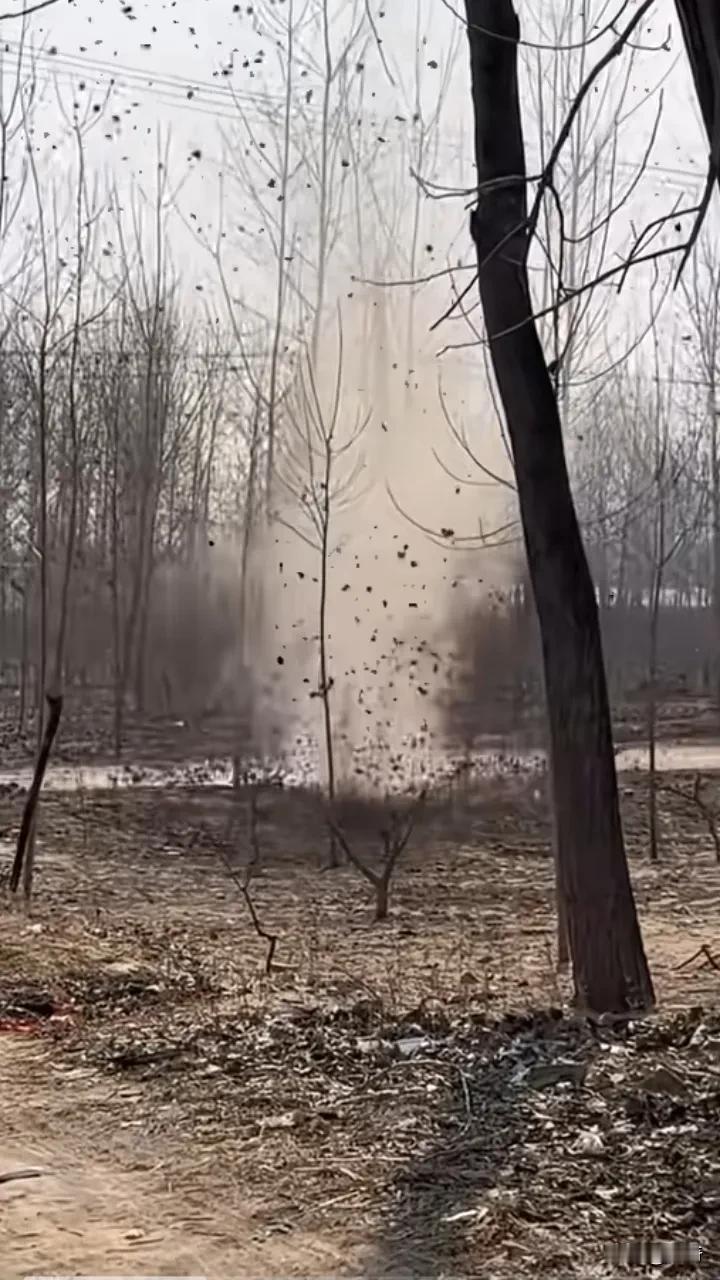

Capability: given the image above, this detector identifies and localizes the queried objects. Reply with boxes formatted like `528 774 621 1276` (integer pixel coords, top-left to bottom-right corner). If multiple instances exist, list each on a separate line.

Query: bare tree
0 38 36 708
396 0 461 389
50 103 109 698
106 306 128 756
526 1 665 414
462 0 655 1014
220 0 373 500
681 233 720 703
237 0 298 506
329 790 426 920
615 343 705 861
6 72 113 895
275 320 368 865
194 184 274 675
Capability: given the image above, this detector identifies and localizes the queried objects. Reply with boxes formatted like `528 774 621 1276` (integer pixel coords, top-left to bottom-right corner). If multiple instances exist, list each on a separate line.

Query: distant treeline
444 589 719 741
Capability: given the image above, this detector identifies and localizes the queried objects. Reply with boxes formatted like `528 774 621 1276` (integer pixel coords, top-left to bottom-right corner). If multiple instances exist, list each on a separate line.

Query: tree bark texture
464 0 654 1014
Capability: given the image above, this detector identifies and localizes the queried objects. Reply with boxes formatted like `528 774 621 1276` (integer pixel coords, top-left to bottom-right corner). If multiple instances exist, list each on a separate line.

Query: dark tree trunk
375 876 389 923
675 1 720 189
675 4 720 705
9 691 63 897
464 0 654 1014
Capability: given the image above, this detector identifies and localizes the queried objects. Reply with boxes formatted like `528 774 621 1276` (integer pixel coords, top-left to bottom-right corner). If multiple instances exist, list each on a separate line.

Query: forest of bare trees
0 0 718 990
0 78 233 736
2 0 720 1273
0 0 719 1167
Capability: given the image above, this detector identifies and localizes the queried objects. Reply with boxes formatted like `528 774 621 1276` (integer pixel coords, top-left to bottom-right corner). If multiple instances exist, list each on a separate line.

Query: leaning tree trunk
9 691 63 897
464 0 654 1014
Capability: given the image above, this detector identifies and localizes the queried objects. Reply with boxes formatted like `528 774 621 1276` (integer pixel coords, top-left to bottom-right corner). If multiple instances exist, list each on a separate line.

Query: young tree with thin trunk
107 306 127 756
681 233 720 705
112 147 199 721
394 0 461 393
274 320 368 866
238 0 299 507
329 790 426 921
221 0 372 502
50 102 107 700
615 341 707 861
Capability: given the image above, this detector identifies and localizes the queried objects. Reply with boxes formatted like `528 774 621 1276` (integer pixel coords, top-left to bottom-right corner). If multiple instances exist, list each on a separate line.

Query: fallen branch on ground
676 944 720 972
0 1168 44 1185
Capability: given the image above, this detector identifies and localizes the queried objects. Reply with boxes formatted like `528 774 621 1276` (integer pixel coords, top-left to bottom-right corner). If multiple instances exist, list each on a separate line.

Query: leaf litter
0 775 718 1276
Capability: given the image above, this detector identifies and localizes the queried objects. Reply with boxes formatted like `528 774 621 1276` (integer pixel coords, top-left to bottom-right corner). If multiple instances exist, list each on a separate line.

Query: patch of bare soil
0 775 718 1278
0 1106 324 1280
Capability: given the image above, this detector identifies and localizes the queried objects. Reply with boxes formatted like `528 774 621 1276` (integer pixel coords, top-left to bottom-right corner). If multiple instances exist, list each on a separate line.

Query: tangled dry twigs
657 772 720 861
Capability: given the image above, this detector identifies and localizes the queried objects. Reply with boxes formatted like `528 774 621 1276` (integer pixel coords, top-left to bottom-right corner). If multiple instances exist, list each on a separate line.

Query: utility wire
1 39 303 108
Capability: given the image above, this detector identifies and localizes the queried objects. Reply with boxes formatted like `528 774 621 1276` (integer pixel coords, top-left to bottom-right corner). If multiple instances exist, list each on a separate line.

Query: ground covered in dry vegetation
0 769 718 1277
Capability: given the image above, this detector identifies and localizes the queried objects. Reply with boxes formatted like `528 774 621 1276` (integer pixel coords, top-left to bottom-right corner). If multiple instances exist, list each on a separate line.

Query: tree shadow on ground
361 1009 603 1278
363 1007 720 1278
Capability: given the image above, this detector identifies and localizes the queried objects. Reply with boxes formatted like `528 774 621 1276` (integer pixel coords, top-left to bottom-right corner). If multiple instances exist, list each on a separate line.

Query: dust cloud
244 291 519 791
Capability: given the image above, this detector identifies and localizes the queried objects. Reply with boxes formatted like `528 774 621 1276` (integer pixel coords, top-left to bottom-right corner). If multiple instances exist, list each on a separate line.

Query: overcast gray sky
27 1 705 151
6 0 714 330
19 0 709 210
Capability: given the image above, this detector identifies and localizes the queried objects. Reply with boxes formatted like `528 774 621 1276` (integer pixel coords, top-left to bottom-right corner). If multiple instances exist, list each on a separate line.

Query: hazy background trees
0 5 713 786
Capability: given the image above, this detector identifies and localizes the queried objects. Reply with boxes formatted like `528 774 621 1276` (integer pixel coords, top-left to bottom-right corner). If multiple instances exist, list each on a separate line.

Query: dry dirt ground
0 685 718 771
0 773 719 1278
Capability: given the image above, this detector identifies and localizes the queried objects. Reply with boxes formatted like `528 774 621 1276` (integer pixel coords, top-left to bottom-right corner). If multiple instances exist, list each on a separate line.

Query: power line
0 57 382 134
30 73 255 125
0 39 305 116
0 63 278 126
2 42 698 184
2 38 290 105
0 51 291 137
0 62 429 157
0 40 430 136
615 157 706 185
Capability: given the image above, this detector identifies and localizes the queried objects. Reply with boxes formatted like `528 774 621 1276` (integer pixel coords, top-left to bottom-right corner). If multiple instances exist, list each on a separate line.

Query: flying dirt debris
0 0 719 1276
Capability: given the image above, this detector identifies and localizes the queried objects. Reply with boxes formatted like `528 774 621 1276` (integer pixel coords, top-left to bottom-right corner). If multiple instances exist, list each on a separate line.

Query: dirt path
0 1037 353 1279
2 1136 234 1279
